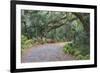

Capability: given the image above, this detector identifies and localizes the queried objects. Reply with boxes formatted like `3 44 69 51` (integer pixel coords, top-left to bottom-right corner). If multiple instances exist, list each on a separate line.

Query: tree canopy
21 10 90 60
21 10 89 41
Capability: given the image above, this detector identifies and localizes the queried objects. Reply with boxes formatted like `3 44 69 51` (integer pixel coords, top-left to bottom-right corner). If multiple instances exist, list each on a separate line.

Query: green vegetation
21 10 90 60
21 35 34 49
63 43 90 60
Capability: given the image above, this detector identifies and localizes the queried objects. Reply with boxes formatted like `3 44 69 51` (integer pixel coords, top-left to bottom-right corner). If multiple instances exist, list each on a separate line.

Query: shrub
74 50 80 57
76 55 84 60
63 43 90 60
69 49 75 55
63 43 74 55
21 35 34 49
63 47 69 54
83 55 90 60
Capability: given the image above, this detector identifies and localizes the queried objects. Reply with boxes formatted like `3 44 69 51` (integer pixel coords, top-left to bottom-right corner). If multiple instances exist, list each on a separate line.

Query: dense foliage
21 10 90 60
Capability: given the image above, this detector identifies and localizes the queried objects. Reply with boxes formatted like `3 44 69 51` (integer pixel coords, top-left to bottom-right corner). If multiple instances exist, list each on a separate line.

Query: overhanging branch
47 18 77 32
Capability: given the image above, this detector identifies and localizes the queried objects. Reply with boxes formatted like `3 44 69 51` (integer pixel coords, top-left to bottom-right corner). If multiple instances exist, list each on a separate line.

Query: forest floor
21 42 76 63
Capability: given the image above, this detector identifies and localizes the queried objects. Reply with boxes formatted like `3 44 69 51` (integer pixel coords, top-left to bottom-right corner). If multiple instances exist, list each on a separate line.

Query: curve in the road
21 42 75 63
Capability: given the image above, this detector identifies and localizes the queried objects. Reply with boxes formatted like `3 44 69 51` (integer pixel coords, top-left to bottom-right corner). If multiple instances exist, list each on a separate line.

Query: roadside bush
63 43 90 60
76 54 84 60
21 35 34 49
63 44 72 54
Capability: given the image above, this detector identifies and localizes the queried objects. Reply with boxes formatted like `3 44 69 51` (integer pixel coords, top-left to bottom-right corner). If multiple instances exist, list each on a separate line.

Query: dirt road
21 42 75 63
